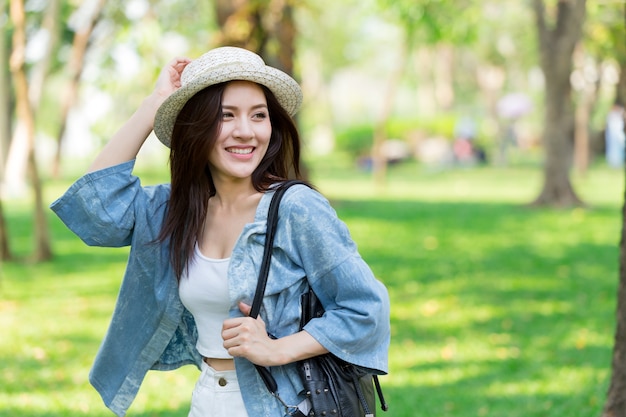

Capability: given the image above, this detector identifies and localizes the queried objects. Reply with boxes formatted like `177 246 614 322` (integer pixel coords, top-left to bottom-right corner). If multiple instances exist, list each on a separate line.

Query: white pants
188 361 249 417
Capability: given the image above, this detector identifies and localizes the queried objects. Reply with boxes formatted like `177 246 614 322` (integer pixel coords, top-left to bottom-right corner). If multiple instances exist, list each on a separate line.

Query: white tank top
179 245 233 359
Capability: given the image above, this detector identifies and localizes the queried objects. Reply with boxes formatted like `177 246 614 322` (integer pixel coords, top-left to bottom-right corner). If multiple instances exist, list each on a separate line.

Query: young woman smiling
51 46 390 417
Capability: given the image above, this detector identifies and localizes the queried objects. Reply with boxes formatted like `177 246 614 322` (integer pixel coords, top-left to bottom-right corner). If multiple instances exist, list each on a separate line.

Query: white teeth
227 148 253 154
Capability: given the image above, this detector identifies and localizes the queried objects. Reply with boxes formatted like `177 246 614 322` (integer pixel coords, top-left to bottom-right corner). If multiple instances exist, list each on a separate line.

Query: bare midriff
203 357 235 371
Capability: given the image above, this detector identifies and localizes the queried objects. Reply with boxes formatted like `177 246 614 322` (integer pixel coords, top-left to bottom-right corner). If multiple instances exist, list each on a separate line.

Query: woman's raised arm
87 57 191 173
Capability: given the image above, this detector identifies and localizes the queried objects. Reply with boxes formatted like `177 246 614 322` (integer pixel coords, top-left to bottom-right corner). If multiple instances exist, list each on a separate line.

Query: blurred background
1 0 624 221
2 1 626 416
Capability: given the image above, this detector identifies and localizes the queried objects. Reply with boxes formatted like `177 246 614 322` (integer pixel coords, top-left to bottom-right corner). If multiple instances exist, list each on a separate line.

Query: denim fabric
50 160 390 417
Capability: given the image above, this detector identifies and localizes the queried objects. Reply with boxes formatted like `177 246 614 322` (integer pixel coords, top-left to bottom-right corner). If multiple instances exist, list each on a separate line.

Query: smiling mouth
226 147 254 155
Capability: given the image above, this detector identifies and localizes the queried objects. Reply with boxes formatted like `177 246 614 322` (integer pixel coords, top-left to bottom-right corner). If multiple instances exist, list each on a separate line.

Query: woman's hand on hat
152 57 191 105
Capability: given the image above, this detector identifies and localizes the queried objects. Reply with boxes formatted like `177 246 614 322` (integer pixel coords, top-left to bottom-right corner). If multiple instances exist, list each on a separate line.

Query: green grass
1 157 623 416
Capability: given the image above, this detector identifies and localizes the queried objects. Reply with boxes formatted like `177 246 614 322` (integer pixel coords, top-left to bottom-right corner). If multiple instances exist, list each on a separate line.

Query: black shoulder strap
249 180 307 398
250 180 306 319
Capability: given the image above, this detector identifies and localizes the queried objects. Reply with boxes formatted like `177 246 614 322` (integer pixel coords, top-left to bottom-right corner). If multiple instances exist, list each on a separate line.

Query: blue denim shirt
50 160 390 417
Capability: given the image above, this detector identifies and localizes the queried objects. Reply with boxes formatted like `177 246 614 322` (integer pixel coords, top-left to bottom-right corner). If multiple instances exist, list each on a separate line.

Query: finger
239 301 252 316
165 58 190 81
169 56 191 67
222 317 252 342
222 317 244 334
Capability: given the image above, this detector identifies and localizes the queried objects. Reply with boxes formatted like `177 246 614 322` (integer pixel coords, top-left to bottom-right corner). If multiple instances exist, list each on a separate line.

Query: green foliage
296 0 375 78
585 1 626 65
376 0 480 45
1 162 621 416
386 115 457 139
335 124 374 156
333 115 458 157
474 2 537 71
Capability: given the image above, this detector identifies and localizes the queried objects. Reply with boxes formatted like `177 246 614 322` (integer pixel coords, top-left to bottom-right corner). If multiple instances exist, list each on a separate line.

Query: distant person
605 101 625 168
50 47 390 417
453 116 487 165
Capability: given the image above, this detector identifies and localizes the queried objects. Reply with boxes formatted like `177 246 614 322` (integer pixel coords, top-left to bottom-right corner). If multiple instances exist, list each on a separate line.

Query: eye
221 111 234 120
252 112 268 120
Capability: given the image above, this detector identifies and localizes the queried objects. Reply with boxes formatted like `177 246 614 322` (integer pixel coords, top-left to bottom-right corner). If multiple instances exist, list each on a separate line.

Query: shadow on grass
334 198 616 417
2 197 618 417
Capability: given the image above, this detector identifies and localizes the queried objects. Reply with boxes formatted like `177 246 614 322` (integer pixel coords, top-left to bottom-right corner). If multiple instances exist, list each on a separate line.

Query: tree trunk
572 43 599 176
214 0 265 52
531 0 586 207
617 54 626 107
259 1 303 179
214 0 305 179
9 0 52 261
5 0 59 194
28 0 60 106
574 85 593 176
214 0 294 72
604 200 626 415
604 111 626 415
52 0 106 178
0 0 11 175
261 0 295 74
601 5 626 416
372 40 408 188
433 44 455 112
0 0 13 262
0 199 12 262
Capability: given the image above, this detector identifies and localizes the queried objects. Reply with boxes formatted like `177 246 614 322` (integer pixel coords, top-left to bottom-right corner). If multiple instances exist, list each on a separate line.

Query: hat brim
153 62 302 148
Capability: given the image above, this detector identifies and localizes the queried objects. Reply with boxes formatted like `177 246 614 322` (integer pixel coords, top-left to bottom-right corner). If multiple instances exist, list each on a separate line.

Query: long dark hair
157 81 303 280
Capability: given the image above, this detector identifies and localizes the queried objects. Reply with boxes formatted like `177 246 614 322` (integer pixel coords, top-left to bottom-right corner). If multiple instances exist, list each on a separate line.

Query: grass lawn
1 155 623 417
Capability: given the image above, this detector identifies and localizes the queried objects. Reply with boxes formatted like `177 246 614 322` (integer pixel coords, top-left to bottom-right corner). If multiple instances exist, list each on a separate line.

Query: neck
211 178 259 209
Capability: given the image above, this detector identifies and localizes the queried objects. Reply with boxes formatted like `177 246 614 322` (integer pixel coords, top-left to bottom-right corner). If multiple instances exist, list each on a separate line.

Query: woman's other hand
222 302 328 367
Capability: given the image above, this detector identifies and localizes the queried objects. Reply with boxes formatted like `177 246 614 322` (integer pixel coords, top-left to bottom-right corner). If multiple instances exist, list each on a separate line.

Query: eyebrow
222 104 268 110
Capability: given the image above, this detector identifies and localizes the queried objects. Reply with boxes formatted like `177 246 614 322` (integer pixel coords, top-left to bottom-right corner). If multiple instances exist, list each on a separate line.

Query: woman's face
208 80 272 184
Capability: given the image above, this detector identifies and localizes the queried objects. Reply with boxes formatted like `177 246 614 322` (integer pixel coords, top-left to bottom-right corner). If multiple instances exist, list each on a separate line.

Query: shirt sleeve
49 160 166 248
280 185 390 373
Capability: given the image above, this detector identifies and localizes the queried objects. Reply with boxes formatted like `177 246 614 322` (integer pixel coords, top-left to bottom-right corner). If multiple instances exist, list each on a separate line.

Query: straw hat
154 46 303 147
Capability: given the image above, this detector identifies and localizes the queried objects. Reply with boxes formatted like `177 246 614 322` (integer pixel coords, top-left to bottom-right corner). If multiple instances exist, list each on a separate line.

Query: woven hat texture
154 46 302 147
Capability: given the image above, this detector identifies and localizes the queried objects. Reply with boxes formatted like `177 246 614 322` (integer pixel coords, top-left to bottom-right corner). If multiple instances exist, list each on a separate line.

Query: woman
51 47 390 417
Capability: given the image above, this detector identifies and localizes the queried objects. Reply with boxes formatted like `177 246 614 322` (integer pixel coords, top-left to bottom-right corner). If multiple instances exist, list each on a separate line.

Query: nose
233 118 254 140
